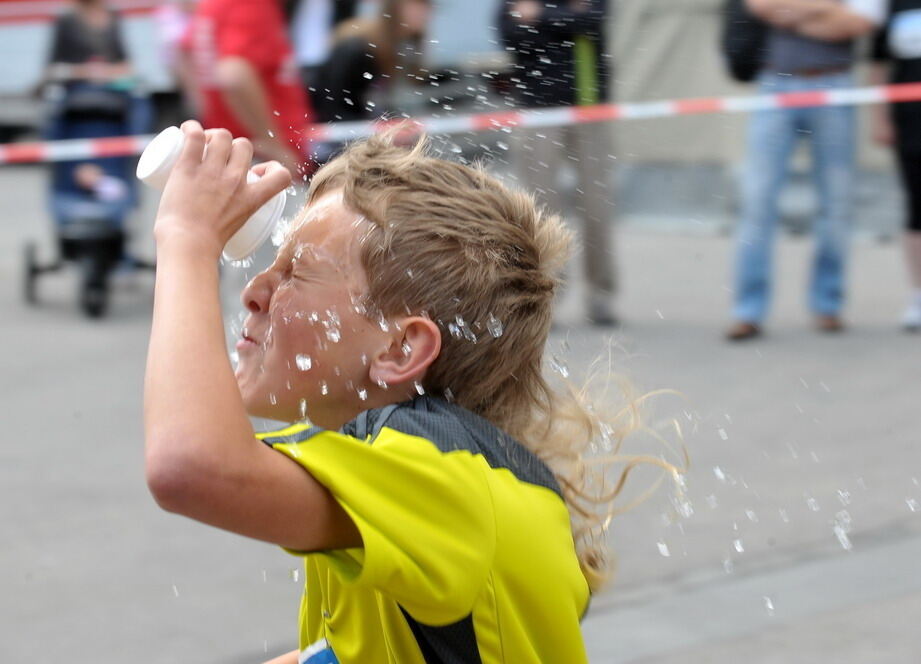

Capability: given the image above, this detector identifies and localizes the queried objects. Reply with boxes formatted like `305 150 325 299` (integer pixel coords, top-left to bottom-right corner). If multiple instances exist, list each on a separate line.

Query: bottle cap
136 125 184 190
222 172 286 261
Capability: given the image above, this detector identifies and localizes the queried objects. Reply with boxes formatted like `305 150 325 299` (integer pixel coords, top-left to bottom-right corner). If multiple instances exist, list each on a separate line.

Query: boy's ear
369 316 441 388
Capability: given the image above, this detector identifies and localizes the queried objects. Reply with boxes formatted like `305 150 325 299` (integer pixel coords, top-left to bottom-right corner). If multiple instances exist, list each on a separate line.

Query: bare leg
905 231 921 289
902 232 921 330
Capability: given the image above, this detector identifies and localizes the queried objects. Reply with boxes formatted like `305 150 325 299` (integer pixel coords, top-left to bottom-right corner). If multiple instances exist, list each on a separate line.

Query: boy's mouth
237 329 259 350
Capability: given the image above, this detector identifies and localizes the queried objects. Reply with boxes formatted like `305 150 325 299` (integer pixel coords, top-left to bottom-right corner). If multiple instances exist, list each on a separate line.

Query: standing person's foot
587 292 619 327
725 321 761 341
815 315 845 333
902 300 921 332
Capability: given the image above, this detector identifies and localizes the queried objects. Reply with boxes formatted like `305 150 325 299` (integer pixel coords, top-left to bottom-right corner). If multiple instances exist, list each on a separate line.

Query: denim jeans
733 71 856 323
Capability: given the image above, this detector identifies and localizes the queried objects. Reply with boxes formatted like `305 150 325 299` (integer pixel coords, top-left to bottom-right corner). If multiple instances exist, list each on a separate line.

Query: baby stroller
23 81 153 318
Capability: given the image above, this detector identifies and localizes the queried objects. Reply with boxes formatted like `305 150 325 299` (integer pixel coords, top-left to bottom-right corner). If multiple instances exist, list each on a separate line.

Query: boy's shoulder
257 397 562 497
344 396 563 498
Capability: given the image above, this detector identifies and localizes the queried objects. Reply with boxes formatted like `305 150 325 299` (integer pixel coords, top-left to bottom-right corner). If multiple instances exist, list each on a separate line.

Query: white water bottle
136 125 286 261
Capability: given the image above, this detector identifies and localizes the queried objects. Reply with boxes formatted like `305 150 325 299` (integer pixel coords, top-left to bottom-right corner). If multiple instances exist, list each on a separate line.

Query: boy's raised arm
262 649 298 664
143 121 360 552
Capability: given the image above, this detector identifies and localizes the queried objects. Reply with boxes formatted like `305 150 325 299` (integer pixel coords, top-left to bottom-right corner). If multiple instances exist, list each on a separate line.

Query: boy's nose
241 270 277 313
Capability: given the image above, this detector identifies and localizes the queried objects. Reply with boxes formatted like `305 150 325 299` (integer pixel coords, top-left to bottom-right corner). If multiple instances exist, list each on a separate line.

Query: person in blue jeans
727 0 886 341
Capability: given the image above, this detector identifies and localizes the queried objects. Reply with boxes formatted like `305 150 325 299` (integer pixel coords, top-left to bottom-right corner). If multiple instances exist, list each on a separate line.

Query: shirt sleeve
216 0 283 70
262 424 497 626
846 0 888 25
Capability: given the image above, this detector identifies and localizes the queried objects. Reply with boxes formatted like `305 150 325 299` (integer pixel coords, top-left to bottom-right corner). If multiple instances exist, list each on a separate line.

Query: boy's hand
153 120 292 258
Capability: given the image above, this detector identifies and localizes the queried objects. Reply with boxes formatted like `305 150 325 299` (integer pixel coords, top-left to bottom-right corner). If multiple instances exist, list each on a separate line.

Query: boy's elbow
145 443 201 514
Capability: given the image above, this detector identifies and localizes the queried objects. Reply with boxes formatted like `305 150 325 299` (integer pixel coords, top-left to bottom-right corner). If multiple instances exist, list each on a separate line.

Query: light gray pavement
2 164 921 662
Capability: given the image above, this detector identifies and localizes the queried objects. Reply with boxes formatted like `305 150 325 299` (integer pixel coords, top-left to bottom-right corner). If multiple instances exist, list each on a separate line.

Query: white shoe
902 301 921 332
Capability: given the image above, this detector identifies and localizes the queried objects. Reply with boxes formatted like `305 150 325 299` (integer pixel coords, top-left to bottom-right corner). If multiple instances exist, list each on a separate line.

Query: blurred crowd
33 0 921 333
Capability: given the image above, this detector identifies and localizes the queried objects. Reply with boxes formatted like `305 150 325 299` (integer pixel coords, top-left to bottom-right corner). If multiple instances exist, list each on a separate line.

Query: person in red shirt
181 0 312 175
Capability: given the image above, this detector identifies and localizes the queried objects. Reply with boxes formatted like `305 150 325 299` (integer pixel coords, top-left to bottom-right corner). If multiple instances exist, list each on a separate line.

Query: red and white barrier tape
0 0 157 25
4 82 921 166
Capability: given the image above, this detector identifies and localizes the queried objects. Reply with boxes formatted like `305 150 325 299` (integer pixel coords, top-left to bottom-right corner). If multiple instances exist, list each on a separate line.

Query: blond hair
307 133 684 591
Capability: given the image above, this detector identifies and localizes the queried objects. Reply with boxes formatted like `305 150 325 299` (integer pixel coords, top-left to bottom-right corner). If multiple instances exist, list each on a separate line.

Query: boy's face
235 191 392 428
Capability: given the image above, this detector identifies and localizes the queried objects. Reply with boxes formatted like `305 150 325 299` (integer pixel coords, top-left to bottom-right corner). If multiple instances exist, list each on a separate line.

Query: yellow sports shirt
258 396 590 663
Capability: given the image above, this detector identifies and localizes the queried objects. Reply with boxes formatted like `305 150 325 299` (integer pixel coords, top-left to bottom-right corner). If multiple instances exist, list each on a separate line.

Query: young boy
145 120 596 663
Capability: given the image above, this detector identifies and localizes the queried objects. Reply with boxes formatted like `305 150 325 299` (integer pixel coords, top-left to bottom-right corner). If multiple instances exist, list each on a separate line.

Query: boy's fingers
249 161 274 177
227 137 254 178
203 128 233 170
177 120 206 169
248 161 292 205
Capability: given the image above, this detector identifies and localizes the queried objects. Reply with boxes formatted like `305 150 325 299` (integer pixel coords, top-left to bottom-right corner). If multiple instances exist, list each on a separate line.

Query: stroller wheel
23 242 39 305
79 255 109 318
81 286 107 318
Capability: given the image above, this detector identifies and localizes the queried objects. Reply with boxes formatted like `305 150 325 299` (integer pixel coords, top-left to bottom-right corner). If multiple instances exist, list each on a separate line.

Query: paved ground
2 164 920 662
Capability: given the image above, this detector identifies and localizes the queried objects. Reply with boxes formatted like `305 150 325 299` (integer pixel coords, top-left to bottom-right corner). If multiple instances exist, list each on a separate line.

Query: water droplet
837 489 851 506
296 354 312 371
763 596 775 616
723 557 734 574
271 217 290 247
656 541 670 557
486 313 504 338
779 508 790 523
414 381 425 395
320 381 329 395
262 569 267 582
172 584 180 597
443 387 455 402
806 495 820 512
907 498 919 512
733 539 744 553
269 393 277 405
363 71 373 79
833 510 852 550
671 492 693 519
290 568 299 582
298 398 308 421
717 428 728 441
267 130 276 138
549 355 570 378
745 509 759 523
229 256 254 269
326 327 341 343
357 388 368 401
285 185 297 197
713 466 727 482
